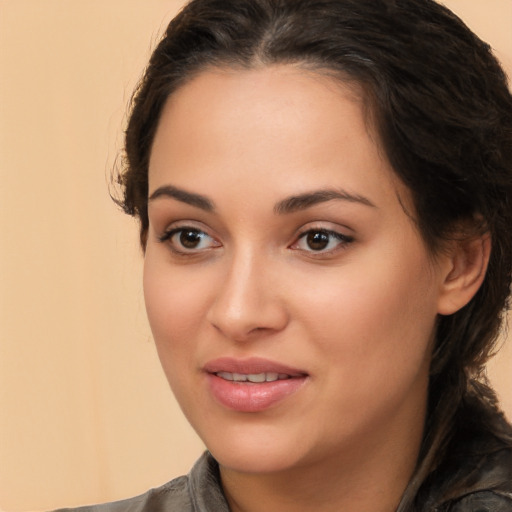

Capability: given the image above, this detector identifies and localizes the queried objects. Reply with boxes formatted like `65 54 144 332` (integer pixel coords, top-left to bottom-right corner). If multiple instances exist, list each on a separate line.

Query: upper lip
203 357 308 377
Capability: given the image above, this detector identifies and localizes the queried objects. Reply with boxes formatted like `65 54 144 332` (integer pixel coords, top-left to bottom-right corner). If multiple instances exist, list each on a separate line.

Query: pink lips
203 357 308 413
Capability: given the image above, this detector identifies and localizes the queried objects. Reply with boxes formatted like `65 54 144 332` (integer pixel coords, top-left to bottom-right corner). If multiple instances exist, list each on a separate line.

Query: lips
203 357 308 412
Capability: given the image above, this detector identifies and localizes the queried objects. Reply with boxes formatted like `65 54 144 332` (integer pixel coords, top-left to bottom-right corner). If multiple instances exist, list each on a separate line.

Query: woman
58 0 512 510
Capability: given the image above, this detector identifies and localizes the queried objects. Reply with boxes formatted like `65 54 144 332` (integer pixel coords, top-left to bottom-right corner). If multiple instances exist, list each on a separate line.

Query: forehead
151 65 371 159
148 65 406 211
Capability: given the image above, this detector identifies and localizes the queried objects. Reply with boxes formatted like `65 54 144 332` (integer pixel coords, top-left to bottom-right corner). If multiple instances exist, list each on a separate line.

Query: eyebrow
274 189 376 214
149 185 214 211
148 184 375 214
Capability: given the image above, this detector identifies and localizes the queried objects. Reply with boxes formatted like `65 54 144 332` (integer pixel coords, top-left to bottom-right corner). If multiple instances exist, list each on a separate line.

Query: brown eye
306 231 330 251
180 229 203 249
159 226 220 253
293 228 354 254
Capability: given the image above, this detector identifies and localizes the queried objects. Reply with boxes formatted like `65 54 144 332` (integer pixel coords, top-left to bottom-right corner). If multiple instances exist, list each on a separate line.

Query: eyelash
158 226 220 254
292 228 354 254
158 226 354 256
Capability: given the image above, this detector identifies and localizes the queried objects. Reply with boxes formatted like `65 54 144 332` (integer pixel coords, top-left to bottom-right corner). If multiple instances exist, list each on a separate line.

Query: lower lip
206 374 307 412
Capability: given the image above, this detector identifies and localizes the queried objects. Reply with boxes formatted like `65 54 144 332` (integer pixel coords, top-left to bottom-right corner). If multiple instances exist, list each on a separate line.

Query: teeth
216 372 234 381
248 373 266 383
216 372 288 383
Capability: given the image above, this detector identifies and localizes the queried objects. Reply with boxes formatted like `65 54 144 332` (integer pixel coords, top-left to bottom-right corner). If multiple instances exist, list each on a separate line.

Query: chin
199 424 309 474
212 446 303 475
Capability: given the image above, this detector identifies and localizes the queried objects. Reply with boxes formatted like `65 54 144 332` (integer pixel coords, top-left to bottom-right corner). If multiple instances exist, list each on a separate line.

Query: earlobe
437 233 491 316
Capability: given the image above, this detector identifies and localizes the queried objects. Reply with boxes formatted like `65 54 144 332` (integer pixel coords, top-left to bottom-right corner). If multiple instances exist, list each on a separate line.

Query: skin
143 65 482 512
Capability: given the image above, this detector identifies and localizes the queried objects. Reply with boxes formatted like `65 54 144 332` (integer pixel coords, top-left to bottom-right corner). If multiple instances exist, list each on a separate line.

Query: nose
206 250 289 342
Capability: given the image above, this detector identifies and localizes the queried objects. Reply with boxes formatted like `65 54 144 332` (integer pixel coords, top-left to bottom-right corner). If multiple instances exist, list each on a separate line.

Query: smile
204 357 308 412
215 372 291 383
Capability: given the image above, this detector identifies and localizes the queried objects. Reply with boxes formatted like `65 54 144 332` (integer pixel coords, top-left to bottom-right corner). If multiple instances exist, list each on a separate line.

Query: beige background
0 1 511 511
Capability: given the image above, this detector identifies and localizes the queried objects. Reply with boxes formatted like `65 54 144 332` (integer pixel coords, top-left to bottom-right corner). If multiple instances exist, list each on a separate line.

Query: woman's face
144 66 450 474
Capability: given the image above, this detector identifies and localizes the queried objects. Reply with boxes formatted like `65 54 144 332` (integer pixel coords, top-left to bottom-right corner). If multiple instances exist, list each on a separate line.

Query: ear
436 232 491 316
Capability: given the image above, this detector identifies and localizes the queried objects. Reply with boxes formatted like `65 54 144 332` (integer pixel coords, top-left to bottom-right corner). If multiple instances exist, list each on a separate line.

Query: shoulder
51 452 229 512
52 475 192 512
448 491 512 512
442 444 512 511
429 398 512 512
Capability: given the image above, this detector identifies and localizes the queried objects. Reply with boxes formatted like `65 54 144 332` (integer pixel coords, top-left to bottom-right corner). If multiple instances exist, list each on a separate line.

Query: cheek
296 251 438 378
142 256 213 418
143 254 208 357
298 262 436 436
